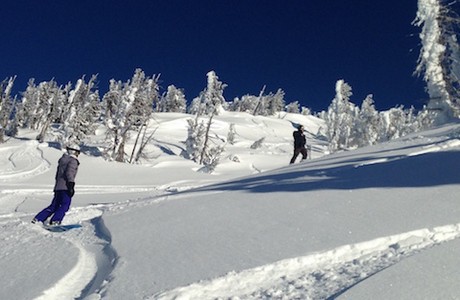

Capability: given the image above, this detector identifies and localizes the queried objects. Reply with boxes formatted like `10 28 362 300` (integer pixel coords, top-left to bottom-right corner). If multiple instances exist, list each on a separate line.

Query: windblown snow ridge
152 223 460 300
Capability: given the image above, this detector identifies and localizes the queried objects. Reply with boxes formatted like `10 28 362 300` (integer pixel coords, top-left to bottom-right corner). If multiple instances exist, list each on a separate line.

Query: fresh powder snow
1 111 460 299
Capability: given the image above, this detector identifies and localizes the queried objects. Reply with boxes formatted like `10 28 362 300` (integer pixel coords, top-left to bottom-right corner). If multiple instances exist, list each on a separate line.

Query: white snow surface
1 111 460 299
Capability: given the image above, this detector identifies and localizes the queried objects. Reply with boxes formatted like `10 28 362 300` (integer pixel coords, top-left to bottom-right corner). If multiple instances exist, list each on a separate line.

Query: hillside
0 112 459 299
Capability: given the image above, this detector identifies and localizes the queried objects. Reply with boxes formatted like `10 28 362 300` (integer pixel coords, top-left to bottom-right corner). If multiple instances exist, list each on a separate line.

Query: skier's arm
65 158 79 196
65 158 79 182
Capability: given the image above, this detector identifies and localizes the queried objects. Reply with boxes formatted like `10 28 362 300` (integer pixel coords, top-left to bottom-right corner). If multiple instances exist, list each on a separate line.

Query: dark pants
34 191 72 223
290 147 308 164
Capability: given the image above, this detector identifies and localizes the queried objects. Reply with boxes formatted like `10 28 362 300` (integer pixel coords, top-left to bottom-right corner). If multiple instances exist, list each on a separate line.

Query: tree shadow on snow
196 151 460 193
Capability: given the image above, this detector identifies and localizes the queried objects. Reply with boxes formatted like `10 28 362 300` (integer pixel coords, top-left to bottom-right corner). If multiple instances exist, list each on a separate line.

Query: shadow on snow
196 151 460 193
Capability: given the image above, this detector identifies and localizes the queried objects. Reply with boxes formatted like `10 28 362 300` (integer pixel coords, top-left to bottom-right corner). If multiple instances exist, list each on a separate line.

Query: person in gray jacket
32 145 80 225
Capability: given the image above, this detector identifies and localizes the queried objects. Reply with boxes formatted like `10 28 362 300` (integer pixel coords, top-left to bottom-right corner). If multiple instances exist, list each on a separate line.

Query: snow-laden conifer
160 85 187 112
15 79 69 143
0 77 17 143
354 95 379 147
325 80 357 152
227 123 237 145
229 94 259 113
266 89 286 115
286 101 300 113
185 71 227 171
413 0 460 122
103 69 160 162
58 75 100 147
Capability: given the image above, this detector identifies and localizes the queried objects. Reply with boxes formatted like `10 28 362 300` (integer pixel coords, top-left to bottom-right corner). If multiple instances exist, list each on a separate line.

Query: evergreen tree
15 79 69 143
58 75 100 147
266 89 286 115
160 85 187 112
197 70 228 115
187 96 202 115
413 0 460 123
227 123 237 145
102 69 160 162
252 86 267 116
301 106 312 116
376 106 416 142
354 95 380 147
286 101 300 113
184 71 227 171
185 116 206 162
0 77 16 143
200 145 224 173
229 94 259 113
325 80 357 152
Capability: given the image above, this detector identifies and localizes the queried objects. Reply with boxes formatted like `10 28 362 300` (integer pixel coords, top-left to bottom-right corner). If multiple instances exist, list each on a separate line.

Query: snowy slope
1 113 460 299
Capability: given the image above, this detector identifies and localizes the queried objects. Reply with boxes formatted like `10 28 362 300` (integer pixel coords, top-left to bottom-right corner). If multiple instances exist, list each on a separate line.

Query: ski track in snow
0 140 50 181
33 236 97 300
151 223 460 300
2 191 172 300
28 208 117 300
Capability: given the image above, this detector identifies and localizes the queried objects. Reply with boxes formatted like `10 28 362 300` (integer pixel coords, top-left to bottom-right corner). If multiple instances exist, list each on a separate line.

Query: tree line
0 69 433 165
0 69 310 168
0 0 459 169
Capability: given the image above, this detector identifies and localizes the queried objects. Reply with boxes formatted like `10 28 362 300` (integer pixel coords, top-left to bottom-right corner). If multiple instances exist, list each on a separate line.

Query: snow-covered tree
160 85 187 112
377 106 416 142
252 86 267 116
301 106 312 116
185 116 206 162
184 71 227 171
229 86 287 116
413 0 460 123
227 123 237 145
325 80 358 152
0 77 17 143
189 71 227 115
353 94 380 147
58 75 100 147
15 79 37 129
414 105 437 129
199 144 225 173
103 69 160 162
229 94 259 113
17 76 100 146
15 79 70 143
266 89 286 115
286 101 300 113
187 97 201 115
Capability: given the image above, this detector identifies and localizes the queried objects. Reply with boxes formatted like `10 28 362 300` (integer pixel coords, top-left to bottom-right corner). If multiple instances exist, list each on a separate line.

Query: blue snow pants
34 191 72 223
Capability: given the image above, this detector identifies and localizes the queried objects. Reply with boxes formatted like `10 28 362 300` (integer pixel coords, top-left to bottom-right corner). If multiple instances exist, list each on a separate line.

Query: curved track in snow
152 223 460 299
0 140 50 181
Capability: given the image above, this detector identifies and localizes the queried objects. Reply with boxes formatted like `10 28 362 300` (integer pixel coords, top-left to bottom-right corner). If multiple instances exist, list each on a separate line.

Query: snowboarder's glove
67 182 75 197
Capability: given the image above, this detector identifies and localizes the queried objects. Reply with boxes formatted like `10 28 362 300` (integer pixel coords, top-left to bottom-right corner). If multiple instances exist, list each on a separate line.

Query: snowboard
43 224 82 232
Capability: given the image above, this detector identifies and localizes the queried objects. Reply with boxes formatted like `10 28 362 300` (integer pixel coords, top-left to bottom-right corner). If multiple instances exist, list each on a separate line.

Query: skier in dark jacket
32 145 80 225
290 125 308 164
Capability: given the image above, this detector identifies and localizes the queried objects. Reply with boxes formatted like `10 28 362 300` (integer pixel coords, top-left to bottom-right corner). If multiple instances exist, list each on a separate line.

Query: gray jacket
54 154 79 191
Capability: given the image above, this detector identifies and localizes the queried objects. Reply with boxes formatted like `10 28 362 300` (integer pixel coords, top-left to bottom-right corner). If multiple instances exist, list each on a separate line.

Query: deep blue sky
1 1 427 112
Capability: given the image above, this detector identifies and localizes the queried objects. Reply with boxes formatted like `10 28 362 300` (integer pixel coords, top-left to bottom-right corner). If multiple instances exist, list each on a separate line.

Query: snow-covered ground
1 112 460 299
